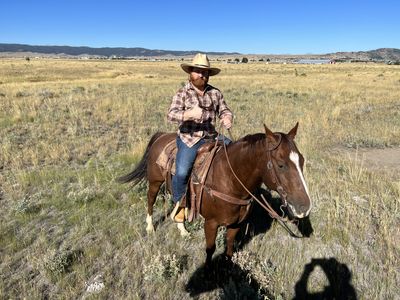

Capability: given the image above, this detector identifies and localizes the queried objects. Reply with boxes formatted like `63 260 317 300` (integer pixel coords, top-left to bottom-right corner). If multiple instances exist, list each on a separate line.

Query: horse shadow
185 254 274 299
236 188 314 250
185 247 357 300
185 188 315 299
293 257 358 300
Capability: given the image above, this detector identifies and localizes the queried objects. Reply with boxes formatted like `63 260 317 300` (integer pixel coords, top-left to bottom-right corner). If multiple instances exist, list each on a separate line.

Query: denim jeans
172 134 231 203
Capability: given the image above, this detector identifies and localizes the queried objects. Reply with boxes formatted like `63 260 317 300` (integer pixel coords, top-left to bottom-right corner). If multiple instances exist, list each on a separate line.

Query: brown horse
118 123 312 265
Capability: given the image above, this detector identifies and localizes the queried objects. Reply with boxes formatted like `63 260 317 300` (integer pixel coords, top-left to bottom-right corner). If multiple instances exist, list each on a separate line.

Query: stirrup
170 201 185 223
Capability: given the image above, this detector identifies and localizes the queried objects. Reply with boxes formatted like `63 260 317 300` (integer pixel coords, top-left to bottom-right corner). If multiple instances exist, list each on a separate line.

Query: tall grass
0 59 399 299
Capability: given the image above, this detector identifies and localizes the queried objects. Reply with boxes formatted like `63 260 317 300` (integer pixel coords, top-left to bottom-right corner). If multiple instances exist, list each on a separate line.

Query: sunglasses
191 68 210 76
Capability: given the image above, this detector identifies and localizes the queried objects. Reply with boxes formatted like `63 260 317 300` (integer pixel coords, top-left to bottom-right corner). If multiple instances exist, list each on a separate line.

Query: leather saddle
156 139 221 222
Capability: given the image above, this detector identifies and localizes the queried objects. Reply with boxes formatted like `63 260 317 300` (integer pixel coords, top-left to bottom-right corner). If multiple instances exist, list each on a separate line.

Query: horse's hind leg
146 180 163 233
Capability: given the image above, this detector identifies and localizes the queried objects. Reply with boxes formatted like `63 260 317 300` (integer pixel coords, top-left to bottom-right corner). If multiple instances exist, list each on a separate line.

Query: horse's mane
218 133 267 162
236 133 266 145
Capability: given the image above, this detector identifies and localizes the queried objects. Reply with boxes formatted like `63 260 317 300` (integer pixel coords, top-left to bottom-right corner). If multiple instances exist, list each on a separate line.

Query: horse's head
262 123 312 219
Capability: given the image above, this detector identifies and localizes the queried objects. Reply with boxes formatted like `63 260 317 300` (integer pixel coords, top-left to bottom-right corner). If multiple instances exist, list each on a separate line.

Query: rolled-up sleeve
167 89 185 123
217 93 233 120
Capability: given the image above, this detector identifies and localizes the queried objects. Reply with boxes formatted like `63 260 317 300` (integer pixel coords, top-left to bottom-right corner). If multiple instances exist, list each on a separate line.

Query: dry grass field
0 58 399 299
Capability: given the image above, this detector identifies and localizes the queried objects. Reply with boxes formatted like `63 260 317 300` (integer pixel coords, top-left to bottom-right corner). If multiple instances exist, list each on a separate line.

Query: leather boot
170 201 185 223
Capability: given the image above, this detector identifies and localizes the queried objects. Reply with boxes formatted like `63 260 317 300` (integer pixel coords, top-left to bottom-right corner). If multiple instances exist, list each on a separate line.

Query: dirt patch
332 146 400 177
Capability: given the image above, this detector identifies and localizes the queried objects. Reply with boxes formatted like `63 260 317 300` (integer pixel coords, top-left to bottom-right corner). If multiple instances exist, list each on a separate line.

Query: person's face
189 67 209 90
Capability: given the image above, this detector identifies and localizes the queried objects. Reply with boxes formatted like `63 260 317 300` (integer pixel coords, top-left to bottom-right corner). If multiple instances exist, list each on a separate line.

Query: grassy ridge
0 59 399 299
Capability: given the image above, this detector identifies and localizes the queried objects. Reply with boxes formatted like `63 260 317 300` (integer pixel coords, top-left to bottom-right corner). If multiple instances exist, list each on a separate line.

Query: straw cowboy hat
181 53 220 76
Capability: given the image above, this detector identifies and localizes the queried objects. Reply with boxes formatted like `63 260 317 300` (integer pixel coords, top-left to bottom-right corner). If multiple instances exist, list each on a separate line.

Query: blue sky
1 0 399 54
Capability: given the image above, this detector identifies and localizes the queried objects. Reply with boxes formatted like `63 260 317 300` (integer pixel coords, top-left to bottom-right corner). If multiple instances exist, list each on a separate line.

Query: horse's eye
278 164 285 169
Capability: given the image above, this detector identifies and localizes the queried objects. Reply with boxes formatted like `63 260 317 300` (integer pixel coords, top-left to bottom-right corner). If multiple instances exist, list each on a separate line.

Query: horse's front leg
225 225 240 258
204 219 218 267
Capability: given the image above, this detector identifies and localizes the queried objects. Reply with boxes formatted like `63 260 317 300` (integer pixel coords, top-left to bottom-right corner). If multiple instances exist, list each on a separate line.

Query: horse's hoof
204 262 213 272
177 223 190 237
146 226 155 234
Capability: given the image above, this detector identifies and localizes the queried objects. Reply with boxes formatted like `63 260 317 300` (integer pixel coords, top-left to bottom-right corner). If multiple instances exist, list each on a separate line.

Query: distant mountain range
0 43 239 57
327 48 400 62
0 43 399 62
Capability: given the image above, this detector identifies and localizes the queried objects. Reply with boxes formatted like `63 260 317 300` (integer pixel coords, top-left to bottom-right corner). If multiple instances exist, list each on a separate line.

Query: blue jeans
172 134 231 203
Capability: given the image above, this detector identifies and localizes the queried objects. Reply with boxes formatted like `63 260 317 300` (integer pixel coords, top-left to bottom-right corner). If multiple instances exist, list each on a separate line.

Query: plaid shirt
167 82 233 147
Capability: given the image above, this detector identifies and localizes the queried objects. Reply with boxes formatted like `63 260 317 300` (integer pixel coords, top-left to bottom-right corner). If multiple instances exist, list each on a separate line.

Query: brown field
0 58 399 299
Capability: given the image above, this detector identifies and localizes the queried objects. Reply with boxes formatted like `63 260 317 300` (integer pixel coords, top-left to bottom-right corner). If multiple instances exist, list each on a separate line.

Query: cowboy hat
181 53 220 76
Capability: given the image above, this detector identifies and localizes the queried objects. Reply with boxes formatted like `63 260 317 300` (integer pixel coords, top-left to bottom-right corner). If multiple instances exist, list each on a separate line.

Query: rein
220 127 303 238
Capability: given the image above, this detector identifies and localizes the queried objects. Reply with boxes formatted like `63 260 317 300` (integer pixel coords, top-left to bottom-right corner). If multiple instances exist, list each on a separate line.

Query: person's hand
220 115 232 129
183 106 203 121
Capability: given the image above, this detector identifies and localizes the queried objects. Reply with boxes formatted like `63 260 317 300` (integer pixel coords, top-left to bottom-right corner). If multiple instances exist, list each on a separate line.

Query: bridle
221 128 303 238
265 133 289 212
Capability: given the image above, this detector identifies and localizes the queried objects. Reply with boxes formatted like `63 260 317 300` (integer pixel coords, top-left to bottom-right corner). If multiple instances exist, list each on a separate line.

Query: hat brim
181 63 220 76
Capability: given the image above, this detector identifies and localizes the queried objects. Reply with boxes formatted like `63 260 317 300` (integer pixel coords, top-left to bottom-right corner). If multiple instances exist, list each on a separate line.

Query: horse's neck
217 140 265 195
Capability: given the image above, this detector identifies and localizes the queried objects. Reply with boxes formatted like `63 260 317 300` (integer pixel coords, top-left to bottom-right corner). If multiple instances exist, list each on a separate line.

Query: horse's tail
117 132 165 186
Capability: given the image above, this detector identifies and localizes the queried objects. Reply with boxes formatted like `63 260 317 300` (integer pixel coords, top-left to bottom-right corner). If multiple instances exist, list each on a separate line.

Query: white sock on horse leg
146 214 155 233
177 223 190 237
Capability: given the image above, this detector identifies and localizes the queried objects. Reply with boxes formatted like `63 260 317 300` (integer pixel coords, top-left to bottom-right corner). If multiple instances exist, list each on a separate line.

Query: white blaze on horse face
289 151 312 215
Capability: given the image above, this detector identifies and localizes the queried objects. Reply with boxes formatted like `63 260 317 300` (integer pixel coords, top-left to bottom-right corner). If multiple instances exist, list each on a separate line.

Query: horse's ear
287 122 299 140
264 124 278 143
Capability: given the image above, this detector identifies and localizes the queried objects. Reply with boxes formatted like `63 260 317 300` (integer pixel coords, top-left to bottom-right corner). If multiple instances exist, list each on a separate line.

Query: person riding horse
167 53 234 223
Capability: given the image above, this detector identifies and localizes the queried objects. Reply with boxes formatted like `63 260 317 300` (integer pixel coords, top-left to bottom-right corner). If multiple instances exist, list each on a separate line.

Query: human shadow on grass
185 254 274 299
235 188 314 251
293 257 358 300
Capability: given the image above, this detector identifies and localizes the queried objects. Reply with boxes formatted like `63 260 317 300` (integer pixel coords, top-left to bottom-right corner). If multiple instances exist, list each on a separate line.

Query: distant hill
0 43 240 57
0 43 399 62
328 48 400 62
